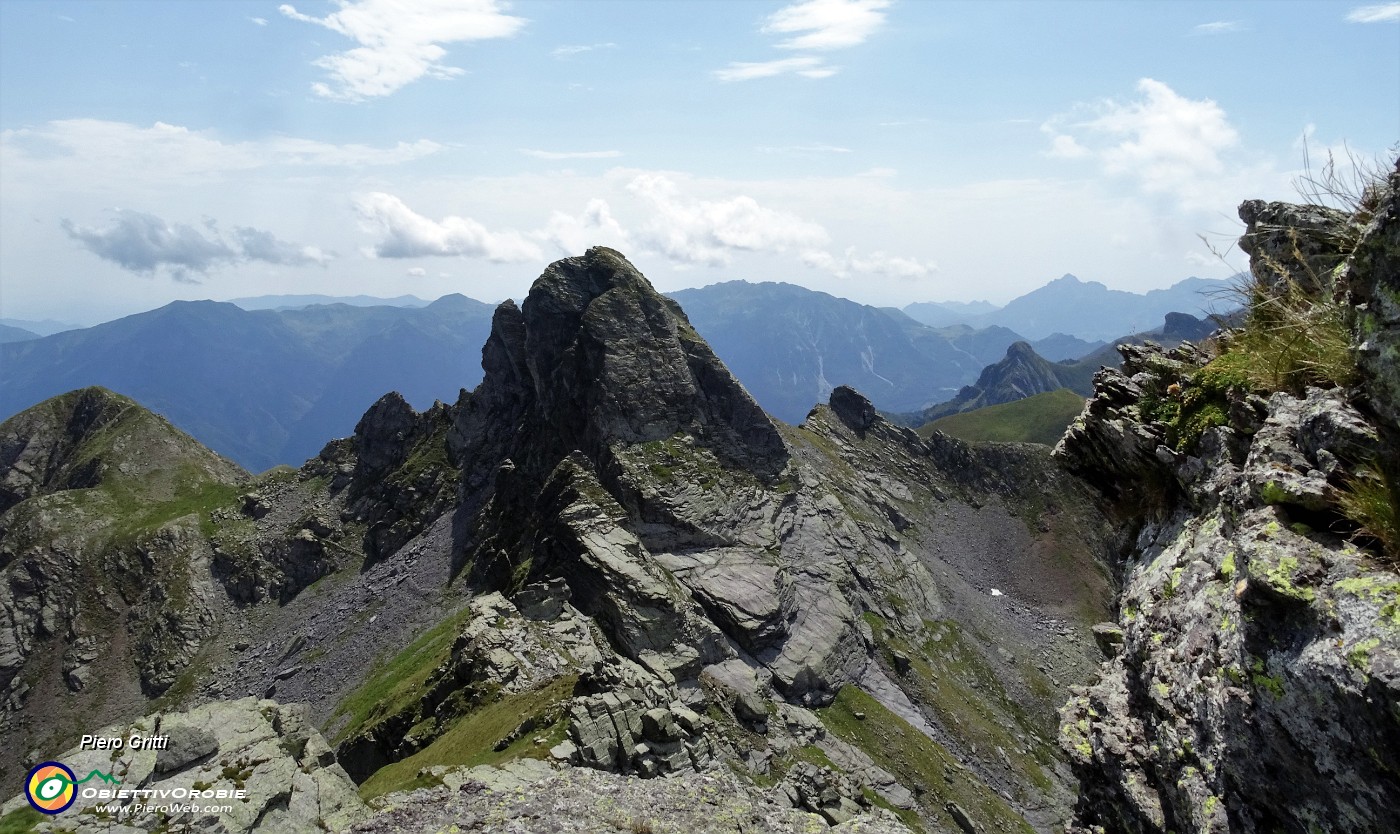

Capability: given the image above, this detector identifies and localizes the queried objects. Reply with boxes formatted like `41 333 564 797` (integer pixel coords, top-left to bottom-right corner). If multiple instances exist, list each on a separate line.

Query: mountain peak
459 248 787 479
0 386 245 514
1004 340 1038 360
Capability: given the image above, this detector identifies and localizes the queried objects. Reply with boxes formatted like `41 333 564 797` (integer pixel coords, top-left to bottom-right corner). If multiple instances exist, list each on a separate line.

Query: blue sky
1 0 1396 324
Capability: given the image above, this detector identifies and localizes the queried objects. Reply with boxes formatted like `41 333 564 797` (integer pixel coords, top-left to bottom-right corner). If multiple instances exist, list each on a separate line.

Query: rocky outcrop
0 390 251 790
1344 163 1400 477
348 761 913 834
1057 168 1400 833
1 697 366 833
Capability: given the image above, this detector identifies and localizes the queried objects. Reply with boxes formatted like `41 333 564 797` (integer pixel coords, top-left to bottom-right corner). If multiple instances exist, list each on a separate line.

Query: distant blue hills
1 274 1233 470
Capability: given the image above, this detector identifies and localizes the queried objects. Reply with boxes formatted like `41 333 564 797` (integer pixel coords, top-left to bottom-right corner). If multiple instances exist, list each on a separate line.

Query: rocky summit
2 185 1399 834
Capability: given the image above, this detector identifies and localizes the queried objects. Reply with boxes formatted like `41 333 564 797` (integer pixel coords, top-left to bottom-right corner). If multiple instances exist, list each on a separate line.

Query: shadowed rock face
502 247 787 476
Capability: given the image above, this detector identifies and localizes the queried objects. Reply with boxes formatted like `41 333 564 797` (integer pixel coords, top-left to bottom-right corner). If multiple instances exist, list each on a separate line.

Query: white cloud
406 266 427 276
251 16 268 26
716 0 884 81
536 199 631 255
1 120 442 184
802 246 935 279
61 210 328 282
551 42 617 58
232 226 332 266
353 192 544 262
762 0 890 50
625 173 828 266
1347 4 1400 22
519 148 624 160
1192 20 1242 34
1043 79 1242 210
713 56 837 81
279 0 528 100
1046 133 1089 159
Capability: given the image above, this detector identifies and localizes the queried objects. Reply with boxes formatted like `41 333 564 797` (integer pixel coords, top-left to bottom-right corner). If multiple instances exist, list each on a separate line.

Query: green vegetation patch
331 603 476 743
0 807 42 834
922 389 1085 446
816 685 1033 834
358 674 577 799
388 414 455 489
1337 468 1400 567
100 474 246 543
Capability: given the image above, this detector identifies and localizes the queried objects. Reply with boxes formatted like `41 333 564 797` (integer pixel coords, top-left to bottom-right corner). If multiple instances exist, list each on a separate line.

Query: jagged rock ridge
1055 163 1400 832
4 248 1123 833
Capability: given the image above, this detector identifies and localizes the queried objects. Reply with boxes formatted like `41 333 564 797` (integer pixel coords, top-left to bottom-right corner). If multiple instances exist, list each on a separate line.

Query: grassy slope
921 388 1084 445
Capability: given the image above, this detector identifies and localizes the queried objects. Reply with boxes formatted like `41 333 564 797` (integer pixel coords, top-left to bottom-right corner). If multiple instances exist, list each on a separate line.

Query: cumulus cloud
61 210 327 282
713 56 837 81
1045 133 1089 159
231 226 332 266
279 0 527 100
1191 20 1242 34
1346 3 1400 22
551 42 616 58
802 247 935 279
353 192 543 261
625 173 828 266
519 148 623 160
763 0 890 50
250 16 268 26
1042 78 1241 210
536 199 631 255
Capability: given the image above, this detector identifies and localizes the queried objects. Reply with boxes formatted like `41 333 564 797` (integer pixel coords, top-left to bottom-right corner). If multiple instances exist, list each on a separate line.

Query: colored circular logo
26 761 77 815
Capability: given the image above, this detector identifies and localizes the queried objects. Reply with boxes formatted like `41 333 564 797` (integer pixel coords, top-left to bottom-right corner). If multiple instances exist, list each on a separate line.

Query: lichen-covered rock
1058 179 1400 833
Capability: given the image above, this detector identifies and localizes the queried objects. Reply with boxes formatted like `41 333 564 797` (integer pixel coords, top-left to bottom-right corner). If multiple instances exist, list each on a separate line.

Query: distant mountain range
0 324 39 344
669 282 988 421
1 275 1234 471
0 296 494 471
228 293 433 311
898 310 1221 428
902 274 1234 341
899 299 999 328
0 317 80 337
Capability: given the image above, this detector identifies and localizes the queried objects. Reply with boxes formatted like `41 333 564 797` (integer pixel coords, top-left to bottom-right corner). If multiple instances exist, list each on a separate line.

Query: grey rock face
348 763 915 834
0 697 366 834
1057 184 1400 833
153 723 219 773
1345 164 1400 459
1238 199 1352 295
